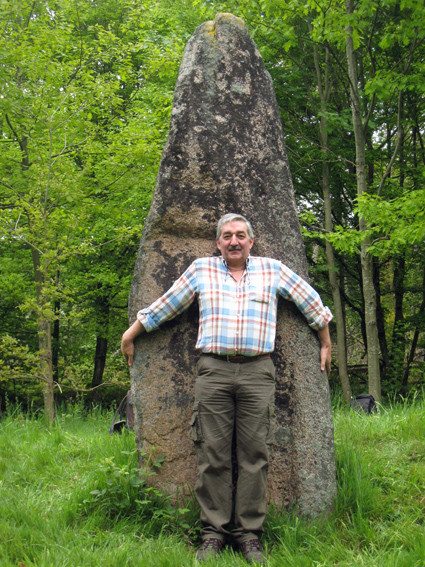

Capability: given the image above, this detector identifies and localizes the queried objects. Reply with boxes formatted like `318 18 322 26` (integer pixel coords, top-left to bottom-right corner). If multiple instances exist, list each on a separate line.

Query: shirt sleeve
137 263 198 332
277 263 333 330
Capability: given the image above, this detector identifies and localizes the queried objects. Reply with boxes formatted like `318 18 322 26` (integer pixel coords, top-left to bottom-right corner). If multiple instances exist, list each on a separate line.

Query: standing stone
129 13 336 517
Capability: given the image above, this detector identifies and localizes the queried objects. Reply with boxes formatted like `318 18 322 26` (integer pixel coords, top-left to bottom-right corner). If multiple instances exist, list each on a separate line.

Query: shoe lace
202 538 222 550
242 539 263 551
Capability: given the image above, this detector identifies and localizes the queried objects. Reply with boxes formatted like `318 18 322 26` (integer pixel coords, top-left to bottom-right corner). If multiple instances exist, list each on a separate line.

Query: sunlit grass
1 398 424 566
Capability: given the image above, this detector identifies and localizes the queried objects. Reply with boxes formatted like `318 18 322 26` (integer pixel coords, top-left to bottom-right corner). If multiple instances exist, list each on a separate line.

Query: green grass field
1 398 424 566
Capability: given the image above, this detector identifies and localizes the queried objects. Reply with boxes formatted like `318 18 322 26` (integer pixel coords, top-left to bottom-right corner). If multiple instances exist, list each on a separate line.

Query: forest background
1 0 424 420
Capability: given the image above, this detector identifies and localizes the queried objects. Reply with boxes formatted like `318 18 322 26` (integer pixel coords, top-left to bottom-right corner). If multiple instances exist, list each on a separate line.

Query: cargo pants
191 354 276 544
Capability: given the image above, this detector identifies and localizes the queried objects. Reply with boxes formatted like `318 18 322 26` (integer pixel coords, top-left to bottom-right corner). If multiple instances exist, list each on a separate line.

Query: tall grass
1 398 424 566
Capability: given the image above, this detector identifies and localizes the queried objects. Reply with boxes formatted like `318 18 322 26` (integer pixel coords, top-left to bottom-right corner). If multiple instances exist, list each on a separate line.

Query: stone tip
214 12 247 29
201 13 248 40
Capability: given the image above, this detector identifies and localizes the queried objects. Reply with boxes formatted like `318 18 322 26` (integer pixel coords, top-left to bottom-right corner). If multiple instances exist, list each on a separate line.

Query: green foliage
78 448 198 537
0 334 43 407
356 190 425 256
0 0 201 407
1 0 425 405
317 186 425 258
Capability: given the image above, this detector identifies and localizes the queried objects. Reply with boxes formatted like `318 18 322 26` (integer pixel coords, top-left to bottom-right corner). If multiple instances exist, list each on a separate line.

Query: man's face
216 221 254 267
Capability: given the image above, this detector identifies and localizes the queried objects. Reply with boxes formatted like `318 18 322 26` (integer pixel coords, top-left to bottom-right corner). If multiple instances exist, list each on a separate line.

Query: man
121 213 332 563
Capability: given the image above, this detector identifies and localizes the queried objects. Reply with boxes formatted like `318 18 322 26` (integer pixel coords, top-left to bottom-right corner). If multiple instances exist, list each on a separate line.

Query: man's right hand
317 324 332 375
121 335 135 366
121 320 145 367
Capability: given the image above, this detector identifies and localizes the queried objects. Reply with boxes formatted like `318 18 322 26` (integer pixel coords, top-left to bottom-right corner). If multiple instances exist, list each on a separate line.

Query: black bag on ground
350 393 377 414
109 391 134 434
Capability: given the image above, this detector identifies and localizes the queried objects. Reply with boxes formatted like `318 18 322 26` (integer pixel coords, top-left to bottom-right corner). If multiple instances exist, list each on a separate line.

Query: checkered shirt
137 256 333 356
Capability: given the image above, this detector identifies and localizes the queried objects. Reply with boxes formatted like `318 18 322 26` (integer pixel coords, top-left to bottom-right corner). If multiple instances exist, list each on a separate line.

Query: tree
0 0 172 417
0 0 90 420
311 37 352 403
2 0 424 410
343 0 381 400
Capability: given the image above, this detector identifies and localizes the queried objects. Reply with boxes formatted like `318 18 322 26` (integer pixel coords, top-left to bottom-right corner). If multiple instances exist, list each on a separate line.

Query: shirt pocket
250 294 271 304
248 283 273 305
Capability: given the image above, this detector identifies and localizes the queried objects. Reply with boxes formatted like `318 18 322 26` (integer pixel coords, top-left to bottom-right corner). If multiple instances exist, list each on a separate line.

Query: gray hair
216 213 254 239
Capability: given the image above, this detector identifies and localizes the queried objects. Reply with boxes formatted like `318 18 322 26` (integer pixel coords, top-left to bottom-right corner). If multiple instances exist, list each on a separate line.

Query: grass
0 398 424 566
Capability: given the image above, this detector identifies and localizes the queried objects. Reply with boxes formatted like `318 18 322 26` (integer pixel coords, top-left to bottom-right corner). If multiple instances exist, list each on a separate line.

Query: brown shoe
239 539 267 563
196 538 224 561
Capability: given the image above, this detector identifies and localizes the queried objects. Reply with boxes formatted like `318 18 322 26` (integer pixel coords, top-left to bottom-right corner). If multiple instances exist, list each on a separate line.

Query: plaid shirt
138 256 333 356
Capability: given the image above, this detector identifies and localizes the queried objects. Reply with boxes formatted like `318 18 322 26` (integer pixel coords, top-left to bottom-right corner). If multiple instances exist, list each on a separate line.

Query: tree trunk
326 238 352 403
312 40 352 404
52 271 60 383
387 118 406 391
402 265 425 388
40 318 55 423
91 293 110 395
360 242 381 400
31 248 55 423
92 335 108 389
373 259 389 375
387 255 406 389
403 119 425 388
345 0 381 400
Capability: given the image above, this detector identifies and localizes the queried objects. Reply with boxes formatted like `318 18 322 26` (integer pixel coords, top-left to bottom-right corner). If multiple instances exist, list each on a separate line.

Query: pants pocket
190 401 203 443
266 403 276 445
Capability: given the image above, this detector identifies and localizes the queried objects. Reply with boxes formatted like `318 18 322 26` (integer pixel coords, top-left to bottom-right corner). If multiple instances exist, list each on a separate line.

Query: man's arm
121 319 145 367
121 262 198 367
278 262 333 331
317 325 331 374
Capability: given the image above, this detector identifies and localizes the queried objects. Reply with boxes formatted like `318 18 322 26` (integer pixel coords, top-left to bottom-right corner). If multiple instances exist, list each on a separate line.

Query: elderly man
121 213 332 563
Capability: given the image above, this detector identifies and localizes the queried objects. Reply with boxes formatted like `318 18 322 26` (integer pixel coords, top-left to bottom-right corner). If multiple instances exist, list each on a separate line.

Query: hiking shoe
239 539 267 563
196 538 224 561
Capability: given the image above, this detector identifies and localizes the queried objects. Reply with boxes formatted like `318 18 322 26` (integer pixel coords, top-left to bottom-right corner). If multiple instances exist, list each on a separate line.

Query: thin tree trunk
91 294 110 401
92 335 108 389
402 118 425 388
387 255 406 387
387 117 406 390
373 259 389 374
402 266 425 388
345 0 381 400
312 39 352 403
31 248 55 423
52 271 60 383
40 318 55 422
324 240 352 403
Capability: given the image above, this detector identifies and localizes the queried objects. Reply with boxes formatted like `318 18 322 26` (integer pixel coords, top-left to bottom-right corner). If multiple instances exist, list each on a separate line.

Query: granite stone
129 13 336 516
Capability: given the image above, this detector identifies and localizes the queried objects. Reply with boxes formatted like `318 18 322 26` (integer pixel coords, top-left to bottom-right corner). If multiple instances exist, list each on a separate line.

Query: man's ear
249 238 254 250
216 238 222 253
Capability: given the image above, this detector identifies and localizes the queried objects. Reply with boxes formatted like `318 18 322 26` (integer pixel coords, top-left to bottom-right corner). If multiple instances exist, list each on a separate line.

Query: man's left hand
317 325 332 375
320 343 331 374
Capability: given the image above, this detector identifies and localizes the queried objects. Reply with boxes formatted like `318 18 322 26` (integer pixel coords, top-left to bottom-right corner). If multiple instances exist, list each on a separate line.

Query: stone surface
129 13 336 516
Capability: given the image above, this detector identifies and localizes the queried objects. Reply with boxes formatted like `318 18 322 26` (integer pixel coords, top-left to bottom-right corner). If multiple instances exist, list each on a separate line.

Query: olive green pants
191 355 276 544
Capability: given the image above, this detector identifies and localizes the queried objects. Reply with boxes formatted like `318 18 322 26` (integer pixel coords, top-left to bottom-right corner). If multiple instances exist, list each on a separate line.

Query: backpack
350 393 377 414
109 390 134 434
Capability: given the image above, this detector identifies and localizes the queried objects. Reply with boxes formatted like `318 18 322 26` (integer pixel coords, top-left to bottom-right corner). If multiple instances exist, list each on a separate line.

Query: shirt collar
220 256 251 280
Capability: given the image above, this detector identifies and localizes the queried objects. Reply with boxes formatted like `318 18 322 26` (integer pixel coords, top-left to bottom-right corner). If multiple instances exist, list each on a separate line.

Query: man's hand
121 320 145 367
317 325 332 375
